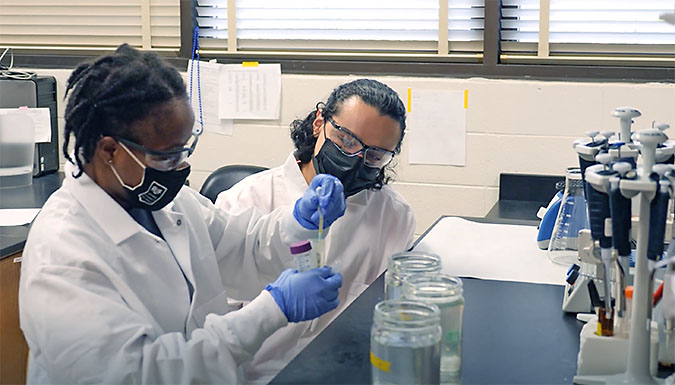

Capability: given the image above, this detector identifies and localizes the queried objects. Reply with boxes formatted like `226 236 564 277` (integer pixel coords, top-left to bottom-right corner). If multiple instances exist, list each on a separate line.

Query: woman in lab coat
215 78 416 383
18 44 347 384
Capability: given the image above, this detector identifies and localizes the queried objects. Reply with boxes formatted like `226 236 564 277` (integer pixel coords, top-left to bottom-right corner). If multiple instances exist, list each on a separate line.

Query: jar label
370 351 391 373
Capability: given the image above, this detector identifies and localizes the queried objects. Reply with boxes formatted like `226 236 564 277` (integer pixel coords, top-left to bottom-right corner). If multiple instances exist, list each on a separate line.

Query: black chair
199 164 268 203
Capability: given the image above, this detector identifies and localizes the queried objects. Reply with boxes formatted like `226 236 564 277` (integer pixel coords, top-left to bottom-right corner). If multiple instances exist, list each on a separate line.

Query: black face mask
312 139 381 197
110 144 191 211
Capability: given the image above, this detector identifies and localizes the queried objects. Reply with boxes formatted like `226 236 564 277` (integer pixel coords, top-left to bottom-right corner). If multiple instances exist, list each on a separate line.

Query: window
501 0 675 64
0 0 180 51
194 0 484 57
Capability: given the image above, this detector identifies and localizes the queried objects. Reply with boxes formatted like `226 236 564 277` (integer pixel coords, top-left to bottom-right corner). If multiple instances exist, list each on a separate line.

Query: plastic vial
403 274 464 385
548 167 590 266
385 251 442 300
617 285 633 337
371 300 442 385
290 240 317 272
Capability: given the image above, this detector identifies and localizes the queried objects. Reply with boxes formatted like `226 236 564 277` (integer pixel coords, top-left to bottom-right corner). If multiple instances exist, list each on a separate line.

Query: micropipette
308 187 326 333
316 186 325 267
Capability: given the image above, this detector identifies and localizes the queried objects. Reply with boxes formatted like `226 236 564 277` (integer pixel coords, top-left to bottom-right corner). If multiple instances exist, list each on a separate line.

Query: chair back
199 164 267 203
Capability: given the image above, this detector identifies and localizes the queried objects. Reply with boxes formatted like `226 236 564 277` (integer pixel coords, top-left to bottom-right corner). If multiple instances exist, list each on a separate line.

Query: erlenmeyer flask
548 167 590 266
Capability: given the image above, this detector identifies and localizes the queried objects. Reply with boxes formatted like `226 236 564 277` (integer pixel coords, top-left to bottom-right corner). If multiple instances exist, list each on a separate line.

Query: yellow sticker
596 321 602 336
370 351 391 373
242 61 259 67
407 88 412 112
464 89 469 109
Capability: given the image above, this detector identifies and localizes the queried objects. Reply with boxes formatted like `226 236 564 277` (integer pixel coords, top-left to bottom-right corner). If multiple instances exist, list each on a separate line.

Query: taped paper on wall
407 89 466 166
189 60 233 136
218 63 281 120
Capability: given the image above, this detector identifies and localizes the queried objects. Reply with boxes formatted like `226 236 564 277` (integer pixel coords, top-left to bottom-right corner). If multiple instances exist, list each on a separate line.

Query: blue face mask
109 142 190 210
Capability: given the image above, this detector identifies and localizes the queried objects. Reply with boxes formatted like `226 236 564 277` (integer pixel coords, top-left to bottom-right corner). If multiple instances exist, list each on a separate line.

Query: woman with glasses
18 44 348 384
215 78 416 384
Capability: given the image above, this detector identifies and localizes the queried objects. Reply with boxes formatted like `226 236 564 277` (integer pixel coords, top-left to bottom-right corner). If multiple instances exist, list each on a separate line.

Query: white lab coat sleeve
20 251 288 384
214 173 268 213
188 189 314 300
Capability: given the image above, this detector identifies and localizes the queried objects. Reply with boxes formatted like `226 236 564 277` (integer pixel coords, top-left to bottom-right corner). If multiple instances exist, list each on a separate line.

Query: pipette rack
572 111 675 384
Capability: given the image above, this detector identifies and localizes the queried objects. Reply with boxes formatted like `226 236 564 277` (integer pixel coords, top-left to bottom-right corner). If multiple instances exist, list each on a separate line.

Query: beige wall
27 68 675 236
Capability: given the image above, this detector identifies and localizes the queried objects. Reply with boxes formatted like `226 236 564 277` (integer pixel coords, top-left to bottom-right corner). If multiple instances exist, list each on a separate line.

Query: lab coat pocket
190 290 232 330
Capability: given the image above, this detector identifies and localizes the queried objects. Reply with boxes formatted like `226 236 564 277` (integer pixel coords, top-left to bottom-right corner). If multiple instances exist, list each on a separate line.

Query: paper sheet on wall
0 108 51 143
218 63 281 120
0 208 40 226
407 89 466 166
413 217 568 286
188 60 233 136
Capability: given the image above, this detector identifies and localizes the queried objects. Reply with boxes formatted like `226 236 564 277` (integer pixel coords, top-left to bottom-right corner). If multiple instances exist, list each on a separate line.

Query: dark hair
290 78 407 189
63 43 188 177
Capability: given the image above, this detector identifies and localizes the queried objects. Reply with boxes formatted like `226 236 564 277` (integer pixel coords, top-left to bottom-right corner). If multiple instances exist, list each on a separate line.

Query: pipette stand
563 229 606 313
576 315 660 378
574 128 670 385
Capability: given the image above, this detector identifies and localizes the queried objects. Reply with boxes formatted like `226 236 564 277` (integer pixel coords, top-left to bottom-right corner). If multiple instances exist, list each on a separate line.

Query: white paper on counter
407 89 466 166
0 208 40 226
413 216 568 286
188 60 234 136
218 63 281 120
0 108 51 143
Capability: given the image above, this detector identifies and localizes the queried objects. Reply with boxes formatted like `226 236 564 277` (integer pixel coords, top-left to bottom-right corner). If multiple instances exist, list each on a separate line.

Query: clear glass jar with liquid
370 300 442 385
384 251 442 300
548 167 590 266
402 274 464 385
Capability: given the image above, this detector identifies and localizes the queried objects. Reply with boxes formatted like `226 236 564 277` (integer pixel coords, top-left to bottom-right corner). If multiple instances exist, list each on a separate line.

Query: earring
108 159 113 164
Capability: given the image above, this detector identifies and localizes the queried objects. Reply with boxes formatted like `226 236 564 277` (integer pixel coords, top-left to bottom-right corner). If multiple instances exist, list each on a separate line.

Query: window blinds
0 0 180 50
501 0 675 56
196 0 485 54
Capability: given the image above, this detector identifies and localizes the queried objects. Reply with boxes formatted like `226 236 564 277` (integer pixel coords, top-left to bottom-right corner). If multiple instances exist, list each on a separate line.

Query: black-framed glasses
115 133 198 171
324 116 396 168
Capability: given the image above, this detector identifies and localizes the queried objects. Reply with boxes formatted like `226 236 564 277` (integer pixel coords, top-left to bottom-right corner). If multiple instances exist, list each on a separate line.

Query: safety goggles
324 116 396 169
114 134 198 171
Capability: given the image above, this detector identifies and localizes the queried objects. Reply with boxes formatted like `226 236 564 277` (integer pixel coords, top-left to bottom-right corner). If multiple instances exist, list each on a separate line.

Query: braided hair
290 78 407 189
63 43 187 177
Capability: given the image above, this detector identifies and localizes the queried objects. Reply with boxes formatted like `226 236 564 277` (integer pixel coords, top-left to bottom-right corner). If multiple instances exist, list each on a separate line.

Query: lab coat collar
282 152 370 207
282 152 313 198
64 166 177 245
348 188 369 206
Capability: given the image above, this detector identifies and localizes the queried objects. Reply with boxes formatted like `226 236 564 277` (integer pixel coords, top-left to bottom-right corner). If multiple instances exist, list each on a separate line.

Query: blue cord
189 26 204 135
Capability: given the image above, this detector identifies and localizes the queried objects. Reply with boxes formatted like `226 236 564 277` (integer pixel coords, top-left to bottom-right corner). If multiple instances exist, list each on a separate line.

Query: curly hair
290 79 406 189
63 43 187 177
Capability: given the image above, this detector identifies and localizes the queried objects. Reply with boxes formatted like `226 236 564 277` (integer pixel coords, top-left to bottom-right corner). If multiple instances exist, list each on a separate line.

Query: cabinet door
0 252 28 385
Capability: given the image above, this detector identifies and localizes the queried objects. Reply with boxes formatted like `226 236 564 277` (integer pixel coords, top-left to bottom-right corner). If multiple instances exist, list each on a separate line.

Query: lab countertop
270 212 582 384
0 173 64 259
271 274 581 384
485 199 544 224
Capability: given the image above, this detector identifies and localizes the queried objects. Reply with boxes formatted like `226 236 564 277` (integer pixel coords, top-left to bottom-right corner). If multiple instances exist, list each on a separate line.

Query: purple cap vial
290 240 312 255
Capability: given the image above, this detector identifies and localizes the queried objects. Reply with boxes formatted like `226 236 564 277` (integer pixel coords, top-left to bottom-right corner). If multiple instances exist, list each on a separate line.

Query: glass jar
403 275 464 385
385 251 442 300
370 300 442 385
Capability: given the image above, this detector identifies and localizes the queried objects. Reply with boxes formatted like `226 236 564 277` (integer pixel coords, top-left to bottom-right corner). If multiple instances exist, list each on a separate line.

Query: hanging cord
0 47 37 80
188 26 204 136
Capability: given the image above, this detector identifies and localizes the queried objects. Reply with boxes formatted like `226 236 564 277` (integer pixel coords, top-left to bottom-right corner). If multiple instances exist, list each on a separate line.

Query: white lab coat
19 166 316 384
215 152 416 384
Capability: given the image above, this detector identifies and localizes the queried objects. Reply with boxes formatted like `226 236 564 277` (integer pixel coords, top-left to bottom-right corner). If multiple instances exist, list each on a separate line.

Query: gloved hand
293 174 346 230
265 266 343 322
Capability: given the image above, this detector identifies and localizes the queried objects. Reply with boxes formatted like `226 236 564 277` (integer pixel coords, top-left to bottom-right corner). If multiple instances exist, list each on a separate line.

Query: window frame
5 0 674 83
